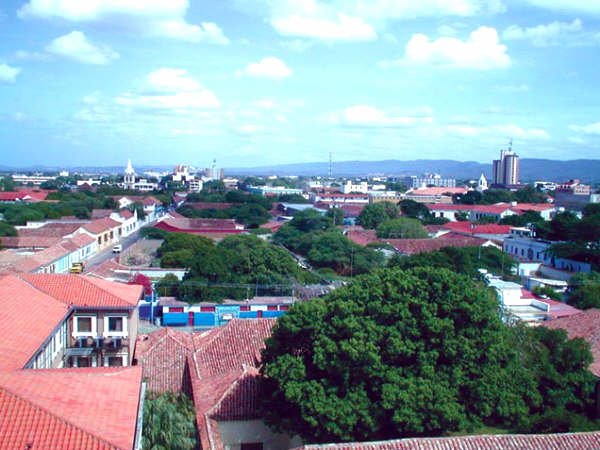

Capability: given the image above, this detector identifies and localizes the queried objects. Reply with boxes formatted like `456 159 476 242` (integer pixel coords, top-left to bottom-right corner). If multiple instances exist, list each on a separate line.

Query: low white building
341 180 368 194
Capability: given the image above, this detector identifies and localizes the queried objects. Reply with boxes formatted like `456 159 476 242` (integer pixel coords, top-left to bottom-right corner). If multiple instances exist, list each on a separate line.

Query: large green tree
357 202 399 229
261 268 533 443
566 272 600 309
142 391 197 450
376 217 428 239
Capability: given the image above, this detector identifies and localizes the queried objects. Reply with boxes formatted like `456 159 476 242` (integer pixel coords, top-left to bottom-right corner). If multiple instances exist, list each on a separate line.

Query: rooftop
0 366 142 450
294 432 600 450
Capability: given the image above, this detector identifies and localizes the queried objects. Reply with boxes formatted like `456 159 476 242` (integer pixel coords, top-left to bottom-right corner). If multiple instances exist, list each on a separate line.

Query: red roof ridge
82 275 142 307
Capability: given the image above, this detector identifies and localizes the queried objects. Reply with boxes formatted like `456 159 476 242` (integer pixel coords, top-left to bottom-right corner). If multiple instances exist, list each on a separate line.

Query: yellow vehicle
69 262 85 274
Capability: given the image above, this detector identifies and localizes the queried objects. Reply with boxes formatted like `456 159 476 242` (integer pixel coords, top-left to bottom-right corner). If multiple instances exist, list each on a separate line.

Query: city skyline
1 0 600 167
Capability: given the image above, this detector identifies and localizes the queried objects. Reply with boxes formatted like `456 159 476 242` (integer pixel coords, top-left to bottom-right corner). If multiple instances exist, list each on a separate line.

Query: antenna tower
328 152 333 178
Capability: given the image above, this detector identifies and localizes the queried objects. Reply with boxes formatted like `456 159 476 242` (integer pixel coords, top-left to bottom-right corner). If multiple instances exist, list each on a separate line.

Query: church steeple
124 159 136 189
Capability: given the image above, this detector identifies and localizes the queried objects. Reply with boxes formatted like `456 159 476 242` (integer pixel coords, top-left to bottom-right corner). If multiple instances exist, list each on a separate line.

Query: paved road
83 230 143 270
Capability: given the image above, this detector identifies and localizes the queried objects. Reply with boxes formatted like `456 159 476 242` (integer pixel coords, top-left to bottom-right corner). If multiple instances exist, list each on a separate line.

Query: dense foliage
566 272 600 309
357 202 399 229
375 217 428 239
157 232 319 302
142 391 197 450
453 186 547 205
261 268 597 443
398 200 449 225
387 245 515 279
274 209 384 276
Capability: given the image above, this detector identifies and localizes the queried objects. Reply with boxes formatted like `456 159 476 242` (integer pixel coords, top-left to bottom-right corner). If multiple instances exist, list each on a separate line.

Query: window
108 317 123 332
107 356 123 367
241 444 263 450
73 316 97 337
103 315 127 337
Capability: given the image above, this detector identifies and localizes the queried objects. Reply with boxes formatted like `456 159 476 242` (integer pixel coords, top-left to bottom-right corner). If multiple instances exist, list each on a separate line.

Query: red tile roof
188 320 277 450
91 209 114 219
386 237 486 255
134 327 194 393
190 319 275 379
0 275 69 371
0 235 62 249
82 218 121 235
346 228 378 246
441 222 512 235
155 218 244 235
0 189 50 202
20 274 142 308
293 432 600 450
408 187 468 196
510 203 555 213
119 209 134 219
261 220 285 232
0 366 142 450
18 222 84 238
543 309 600 376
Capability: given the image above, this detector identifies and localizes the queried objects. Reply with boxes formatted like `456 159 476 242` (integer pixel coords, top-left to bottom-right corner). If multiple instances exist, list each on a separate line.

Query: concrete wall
218 420 302 450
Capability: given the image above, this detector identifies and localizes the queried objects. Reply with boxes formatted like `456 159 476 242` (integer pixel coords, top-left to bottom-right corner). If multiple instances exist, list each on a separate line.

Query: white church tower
476 173 488 192
124 159 136 190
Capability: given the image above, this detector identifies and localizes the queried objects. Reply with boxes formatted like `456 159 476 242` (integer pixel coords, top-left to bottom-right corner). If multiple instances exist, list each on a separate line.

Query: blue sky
0 0 599 168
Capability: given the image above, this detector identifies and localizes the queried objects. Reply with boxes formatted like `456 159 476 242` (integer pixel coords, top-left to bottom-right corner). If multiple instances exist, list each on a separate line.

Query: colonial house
0 273 143 369
0 273 145 449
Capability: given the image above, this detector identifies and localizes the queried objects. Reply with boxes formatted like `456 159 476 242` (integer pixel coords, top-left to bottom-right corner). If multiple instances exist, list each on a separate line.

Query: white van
112 244 123 253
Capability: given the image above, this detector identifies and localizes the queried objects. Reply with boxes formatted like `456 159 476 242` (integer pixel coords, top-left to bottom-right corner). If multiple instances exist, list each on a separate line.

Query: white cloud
353 0 504 20
272 12 376 42
523 1 600 14
240 57 292 79
338 104 433 127
447 123 549 139
46 31 119 65
0 63 21 83
569 122 600 135
14 50 52 61
394 26 511 70
503 19 583 46
280 39 314 52
115 68 219 112
18 0 229 44
568 136 586 145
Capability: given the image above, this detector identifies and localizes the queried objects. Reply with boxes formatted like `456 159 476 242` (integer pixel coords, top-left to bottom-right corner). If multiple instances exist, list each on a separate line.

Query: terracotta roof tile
0 275 69 371
407 187 468 196
346 229 378 246
82 218 121 235
191 319 276 379
386 237 485 255
0 366 142 450
20 273 142 308
134 328 194 393
18 222 84 238
294 433 600 450
0 236 62 249
441 222 512 235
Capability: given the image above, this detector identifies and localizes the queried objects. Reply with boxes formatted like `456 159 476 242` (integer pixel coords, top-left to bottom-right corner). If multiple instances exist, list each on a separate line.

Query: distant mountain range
229 159 600 183
2 158 599 183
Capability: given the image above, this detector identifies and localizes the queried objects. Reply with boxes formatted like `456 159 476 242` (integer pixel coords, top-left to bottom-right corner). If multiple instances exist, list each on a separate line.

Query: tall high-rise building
492 145 519 186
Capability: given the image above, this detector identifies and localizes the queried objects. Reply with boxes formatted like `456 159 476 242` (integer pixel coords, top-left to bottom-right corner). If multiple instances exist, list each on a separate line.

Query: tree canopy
375 217 428 239
566 272 600 309
142 391 197 450
357 202 399 229
261 267 597 443
157 232 319 302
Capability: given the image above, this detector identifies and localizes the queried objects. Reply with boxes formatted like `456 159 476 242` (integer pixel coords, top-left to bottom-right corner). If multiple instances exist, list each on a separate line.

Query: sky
0 0 599 169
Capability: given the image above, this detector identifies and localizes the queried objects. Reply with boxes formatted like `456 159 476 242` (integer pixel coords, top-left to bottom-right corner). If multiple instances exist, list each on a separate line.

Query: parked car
112 244 123 253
